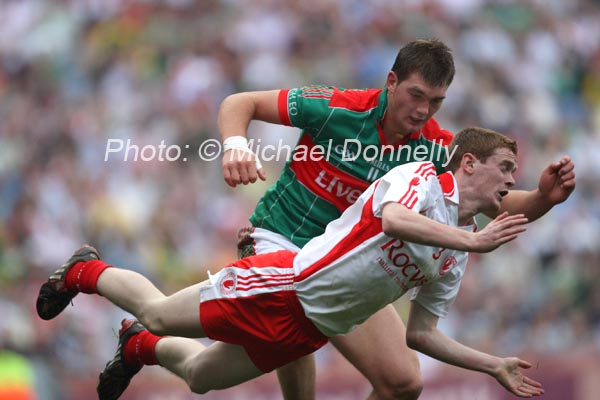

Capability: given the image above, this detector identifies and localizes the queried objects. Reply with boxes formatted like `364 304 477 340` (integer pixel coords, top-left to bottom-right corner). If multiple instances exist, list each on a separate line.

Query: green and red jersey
249 85 453 247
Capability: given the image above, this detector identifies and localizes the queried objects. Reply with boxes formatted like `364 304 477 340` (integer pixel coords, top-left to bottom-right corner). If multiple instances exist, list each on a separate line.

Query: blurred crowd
1 0 599 399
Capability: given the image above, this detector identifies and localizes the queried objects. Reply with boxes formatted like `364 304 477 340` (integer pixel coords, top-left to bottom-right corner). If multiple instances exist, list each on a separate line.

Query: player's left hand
494 357 544 398
538 155 575 205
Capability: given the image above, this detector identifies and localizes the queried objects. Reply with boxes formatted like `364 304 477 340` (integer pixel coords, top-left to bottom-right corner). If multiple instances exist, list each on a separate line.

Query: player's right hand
471 212 528 253
222 148 266 187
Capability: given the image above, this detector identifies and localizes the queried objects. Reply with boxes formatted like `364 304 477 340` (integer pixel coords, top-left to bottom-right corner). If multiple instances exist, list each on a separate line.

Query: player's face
472 148 518 212
384 72 447 137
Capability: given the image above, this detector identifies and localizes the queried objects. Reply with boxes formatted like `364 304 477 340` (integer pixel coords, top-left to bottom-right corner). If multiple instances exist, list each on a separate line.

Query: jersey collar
437 171 459 204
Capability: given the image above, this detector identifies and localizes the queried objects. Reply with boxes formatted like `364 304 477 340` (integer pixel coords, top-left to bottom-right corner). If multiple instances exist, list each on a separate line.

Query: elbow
221 92 251 108
381 217 396 237
405 330 427 352
220 93 235 106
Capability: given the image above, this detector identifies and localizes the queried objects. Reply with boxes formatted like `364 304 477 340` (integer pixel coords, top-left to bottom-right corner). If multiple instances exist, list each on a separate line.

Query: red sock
64 260 111 294
123 330 162 366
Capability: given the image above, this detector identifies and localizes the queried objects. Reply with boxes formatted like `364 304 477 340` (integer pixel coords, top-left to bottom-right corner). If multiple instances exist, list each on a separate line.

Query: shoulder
287 85 382 112
328 87 382 112
379 162 439 194
387 162 438 180
421 118 454 146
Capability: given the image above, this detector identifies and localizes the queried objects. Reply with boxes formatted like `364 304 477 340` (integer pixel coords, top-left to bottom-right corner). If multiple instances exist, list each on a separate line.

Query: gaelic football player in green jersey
218 39 576 400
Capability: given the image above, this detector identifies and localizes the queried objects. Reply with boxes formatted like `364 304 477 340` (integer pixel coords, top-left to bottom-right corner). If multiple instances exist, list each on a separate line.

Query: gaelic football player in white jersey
37 127 567 399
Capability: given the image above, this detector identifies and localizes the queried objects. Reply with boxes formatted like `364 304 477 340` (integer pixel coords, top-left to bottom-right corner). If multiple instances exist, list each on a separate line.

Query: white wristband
223 136 250 152
223 136 262 170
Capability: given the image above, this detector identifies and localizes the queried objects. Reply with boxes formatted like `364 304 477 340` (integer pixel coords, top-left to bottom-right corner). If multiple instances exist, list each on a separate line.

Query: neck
386 131 407 144
382 118 408 144
457 211 476 227
456 180 479 226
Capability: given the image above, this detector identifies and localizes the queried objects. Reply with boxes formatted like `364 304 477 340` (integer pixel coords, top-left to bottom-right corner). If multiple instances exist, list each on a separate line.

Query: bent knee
374 371 423 400
188 380 210 394
188 380 210 395
185 361 211 394
137 307 169 336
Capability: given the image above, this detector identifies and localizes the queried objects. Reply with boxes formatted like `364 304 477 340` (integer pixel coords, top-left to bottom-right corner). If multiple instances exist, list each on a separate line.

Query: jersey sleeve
372 162 439 217
409 259 467 318
278 85 337 131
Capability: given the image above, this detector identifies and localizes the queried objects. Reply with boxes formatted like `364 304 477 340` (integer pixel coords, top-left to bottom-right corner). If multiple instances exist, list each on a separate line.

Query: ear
386 71 398 92
461 153 477 174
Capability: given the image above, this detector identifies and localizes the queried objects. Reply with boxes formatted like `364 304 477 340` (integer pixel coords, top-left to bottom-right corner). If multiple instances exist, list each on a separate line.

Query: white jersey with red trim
293 161 475 337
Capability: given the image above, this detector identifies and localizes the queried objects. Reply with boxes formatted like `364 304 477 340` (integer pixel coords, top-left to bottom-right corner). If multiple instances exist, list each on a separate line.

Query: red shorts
199 250 329 372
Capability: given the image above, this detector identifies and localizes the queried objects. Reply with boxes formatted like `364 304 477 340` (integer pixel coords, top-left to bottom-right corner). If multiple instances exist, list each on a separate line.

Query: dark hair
391 39 455 88
445 127 518 172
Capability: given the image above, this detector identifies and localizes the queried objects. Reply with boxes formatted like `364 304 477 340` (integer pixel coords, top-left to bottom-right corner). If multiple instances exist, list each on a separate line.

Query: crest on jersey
439 256 457 276
218 271 237 296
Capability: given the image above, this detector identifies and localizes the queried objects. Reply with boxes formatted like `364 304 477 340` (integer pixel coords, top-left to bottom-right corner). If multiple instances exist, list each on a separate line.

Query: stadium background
0 0 599 399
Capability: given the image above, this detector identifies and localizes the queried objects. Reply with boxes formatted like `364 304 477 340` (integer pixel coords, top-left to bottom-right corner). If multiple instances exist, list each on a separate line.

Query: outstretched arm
488 155 576 221
218 90 282 187
382 203 528 253
406 302 544 398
